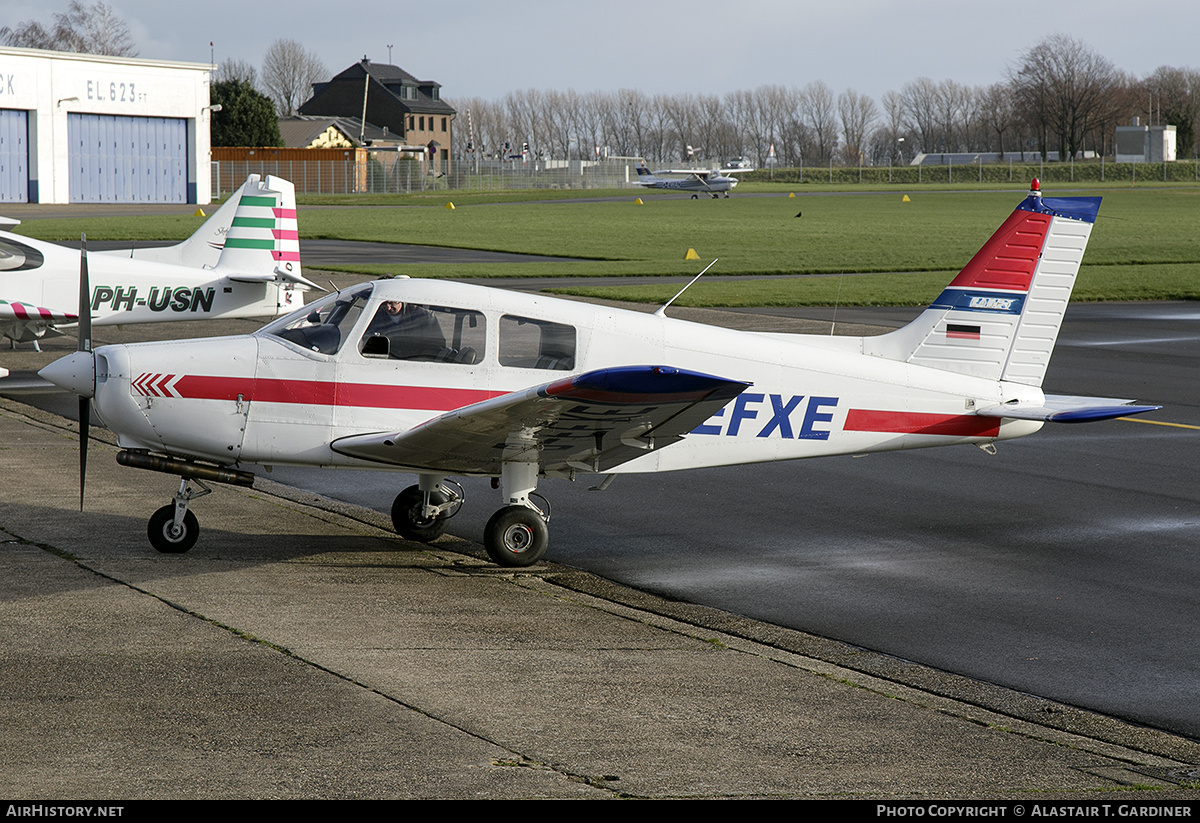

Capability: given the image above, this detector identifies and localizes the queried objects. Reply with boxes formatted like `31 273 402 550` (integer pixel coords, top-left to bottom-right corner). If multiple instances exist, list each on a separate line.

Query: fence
212 155 1200 196
753 156 1200 186
211 156 645 196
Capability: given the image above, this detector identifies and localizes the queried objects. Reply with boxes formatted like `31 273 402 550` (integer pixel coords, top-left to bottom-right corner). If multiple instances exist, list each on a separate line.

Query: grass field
14 183 1200 306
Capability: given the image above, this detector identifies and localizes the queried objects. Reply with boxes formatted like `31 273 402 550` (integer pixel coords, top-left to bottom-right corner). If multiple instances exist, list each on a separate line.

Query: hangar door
0 109 29 203
68 114 188 203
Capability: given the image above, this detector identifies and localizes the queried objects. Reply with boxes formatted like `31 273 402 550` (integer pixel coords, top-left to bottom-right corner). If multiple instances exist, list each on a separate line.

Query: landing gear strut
147 477 210 553
390 477 464 541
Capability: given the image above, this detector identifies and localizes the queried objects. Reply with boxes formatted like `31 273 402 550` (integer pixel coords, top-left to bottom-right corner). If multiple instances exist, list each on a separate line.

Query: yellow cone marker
445 202 455 210
684 248 700 261
788 192 795 198
634 197 644 205
194 208 206 217
902 194 911 202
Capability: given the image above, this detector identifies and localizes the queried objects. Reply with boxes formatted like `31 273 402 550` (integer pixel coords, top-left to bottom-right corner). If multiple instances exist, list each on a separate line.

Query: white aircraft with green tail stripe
0 174 318 377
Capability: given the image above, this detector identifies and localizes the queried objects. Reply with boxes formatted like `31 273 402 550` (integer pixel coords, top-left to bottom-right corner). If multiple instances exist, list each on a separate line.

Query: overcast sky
5 0 1199 104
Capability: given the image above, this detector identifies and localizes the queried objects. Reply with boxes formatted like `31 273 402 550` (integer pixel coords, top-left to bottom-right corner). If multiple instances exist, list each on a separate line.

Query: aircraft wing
977 394 1161 423
331 365 751 475
0 300 76 324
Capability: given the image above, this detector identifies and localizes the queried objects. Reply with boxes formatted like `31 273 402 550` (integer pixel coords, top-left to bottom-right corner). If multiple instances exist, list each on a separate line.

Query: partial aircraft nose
39 351 95 398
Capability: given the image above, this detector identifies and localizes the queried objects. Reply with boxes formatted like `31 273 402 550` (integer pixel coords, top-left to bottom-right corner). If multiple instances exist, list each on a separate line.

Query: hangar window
499 315 575 370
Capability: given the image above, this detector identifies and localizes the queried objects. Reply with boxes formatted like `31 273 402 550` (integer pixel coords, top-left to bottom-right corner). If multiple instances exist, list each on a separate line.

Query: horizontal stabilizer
332 365 750 474
977 394 1162 423
225 269 325 291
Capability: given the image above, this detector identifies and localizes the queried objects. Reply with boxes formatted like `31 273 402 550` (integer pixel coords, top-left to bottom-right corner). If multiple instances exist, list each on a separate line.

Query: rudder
214 175 302 282
865 181 1100 387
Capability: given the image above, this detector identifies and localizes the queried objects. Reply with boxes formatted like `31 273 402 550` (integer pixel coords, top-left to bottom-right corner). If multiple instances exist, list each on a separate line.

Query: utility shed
1115 123 1177 163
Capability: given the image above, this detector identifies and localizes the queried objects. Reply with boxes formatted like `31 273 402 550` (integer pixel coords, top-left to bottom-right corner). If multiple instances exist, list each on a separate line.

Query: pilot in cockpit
363 300 447 360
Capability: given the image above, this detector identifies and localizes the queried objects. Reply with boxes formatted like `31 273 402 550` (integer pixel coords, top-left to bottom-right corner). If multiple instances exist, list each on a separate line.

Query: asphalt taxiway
2 394 1200 799
2 230 1199 797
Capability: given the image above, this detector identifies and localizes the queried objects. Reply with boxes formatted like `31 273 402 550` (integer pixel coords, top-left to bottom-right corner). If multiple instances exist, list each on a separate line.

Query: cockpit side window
499 315 576 370
263 285 371 354
359 303 485 364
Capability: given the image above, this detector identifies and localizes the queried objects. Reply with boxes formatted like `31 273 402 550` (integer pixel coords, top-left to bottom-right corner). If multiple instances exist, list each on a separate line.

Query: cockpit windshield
260 284 372 354
0 237 45 272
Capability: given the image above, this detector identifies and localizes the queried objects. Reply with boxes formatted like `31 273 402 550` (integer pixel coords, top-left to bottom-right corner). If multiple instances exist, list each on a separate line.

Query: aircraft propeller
77 234 92 510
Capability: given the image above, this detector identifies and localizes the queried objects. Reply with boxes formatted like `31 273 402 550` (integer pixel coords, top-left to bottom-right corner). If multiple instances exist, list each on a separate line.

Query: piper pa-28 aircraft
40 180 1159 567
634 163 751 197
0 174 315 378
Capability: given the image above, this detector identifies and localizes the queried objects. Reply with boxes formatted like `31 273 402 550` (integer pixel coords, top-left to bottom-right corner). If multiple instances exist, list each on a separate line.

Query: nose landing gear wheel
391 485 451 542
484 505 548 567
148 505 199 554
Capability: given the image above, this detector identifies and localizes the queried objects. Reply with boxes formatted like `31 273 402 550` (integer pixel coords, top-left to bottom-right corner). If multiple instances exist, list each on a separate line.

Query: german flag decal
946 323 981 340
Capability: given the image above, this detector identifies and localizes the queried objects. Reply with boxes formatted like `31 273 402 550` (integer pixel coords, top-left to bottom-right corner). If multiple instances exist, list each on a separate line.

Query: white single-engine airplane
0 174 316 378
634 163 751 198
40 180 1159 566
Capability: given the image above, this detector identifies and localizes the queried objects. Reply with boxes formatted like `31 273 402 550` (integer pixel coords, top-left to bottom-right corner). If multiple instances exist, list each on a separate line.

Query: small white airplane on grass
634 163 752 198
0 174 317 378
40 180 1159 566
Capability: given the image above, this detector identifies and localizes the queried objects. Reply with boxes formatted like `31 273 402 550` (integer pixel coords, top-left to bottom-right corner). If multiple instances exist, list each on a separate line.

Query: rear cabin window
498 315 576 370
359 302 485 364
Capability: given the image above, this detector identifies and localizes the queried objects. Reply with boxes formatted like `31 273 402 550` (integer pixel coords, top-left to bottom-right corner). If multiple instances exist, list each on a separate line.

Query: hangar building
0 46 213 204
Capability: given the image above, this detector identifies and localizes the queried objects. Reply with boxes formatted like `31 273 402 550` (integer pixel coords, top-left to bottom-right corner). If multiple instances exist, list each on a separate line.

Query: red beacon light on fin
1030 178 1040 192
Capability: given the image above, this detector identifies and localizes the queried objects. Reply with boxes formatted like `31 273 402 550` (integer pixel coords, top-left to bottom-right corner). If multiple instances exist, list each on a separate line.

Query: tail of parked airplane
212 174 319 291
99 175 260 270
866 180 1100 388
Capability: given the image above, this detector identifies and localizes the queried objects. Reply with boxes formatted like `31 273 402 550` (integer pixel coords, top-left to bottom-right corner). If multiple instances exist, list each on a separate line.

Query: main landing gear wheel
391 485 450 542
147 505 199 554
484 505 549 567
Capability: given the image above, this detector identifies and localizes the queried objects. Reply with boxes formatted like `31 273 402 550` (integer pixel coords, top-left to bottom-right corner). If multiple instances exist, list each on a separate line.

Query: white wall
0 47 213 203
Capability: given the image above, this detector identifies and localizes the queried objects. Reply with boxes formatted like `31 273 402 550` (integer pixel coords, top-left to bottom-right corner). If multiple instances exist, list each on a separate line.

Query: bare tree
1 1 136 56
1010 34 1120 160
838 87 879 163
1143 65 1200 157
262 38 327 116
979 83 1016 157
876 90 908 165
800 81 838 161
215 58 258 88
901 77 942 154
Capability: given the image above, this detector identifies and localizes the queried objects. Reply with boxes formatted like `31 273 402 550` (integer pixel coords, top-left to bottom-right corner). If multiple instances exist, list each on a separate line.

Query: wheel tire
391 485 449 542
484 506 548 567
147 504 199 554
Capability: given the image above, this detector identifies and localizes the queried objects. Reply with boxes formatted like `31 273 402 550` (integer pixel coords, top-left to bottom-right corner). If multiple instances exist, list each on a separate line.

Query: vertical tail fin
214 174 303 284
97 175 260 268
865 181 1101 387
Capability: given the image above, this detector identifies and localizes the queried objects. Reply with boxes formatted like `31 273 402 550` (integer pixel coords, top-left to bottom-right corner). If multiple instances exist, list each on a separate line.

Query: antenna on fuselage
654 258 717 317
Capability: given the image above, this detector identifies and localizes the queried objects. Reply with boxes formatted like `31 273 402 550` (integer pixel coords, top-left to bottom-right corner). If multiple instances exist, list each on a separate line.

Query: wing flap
331 365 750 474
977 394 1161 423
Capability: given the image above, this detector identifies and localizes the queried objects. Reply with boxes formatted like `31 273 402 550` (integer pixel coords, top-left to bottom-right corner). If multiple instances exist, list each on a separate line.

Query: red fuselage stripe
844 409 1000 438
172 375 503 410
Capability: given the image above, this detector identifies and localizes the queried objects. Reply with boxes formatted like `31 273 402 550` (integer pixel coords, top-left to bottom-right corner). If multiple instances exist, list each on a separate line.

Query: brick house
299 59 455 176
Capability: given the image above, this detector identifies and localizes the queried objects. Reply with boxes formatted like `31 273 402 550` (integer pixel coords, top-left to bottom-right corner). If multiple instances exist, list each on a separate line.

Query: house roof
277 115 400 148
307 60 456 116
